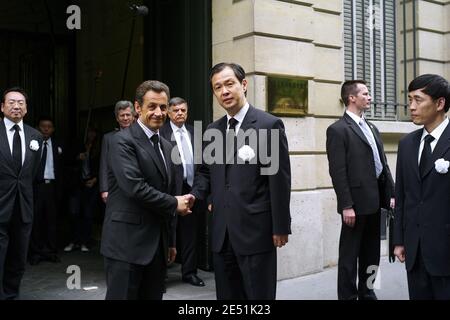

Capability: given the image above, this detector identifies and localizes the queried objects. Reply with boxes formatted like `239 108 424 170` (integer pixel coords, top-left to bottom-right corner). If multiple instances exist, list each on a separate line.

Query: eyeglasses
5 99 26 107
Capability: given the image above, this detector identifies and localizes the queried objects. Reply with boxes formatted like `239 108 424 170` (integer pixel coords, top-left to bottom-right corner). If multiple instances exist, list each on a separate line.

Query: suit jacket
160 121 195 195
191 105 291 255
52 138 64 200
35 137 64 200
0 119 42 223
100 122 178 265
99 129 119 193
394 124 450 276
326 113 394 215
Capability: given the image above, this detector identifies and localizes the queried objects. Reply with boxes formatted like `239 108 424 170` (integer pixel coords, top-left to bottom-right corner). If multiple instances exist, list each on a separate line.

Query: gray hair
114 100 134 117
169 97 188 108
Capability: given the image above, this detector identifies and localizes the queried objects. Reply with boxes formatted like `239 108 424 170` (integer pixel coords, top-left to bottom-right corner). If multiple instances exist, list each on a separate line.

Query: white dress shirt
43 138 56 180
418 117 449 164
170 121 193 180
226 102 250 134
137 119 167 168
346 110 383 177
3 117 26 165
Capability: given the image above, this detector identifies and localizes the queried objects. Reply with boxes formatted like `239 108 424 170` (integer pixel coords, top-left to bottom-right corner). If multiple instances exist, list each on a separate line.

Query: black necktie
150 134 167 179
38 141 48 181
12 124 22 173
228 118 238 131
226 118 239 165
419 134 435 178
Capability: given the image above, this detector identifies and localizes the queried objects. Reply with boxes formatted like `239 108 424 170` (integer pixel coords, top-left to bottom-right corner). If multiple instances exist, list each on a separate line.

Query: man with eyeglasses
0 87 43 299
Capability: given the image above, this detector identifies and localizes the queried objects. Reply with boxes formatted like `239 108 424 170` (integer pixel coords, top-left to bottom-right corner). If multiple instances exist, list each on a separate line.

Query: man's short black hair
408 74 450 112
37 115 55 125
210 62 246 84
2 87 28 104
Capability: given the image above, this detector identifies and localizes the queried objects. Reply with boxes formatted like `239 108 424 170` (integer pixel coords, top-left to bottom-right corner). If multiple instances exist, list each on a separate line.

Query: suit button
226 184 231 189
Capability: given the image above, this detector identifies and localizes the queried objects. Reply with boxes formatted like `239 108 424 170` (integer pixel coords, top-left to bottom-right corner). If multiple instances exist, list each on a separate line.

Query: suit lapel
52 140 61 178
0 120 15 172
366 120 388 167
187 125 194 149
344 113 371 147
422 123 450 179
236 106 258 155
161 139 172 188
22 125 35 173
131 123 168 182
161 122 177 147
409 130 422 182
224 106 258 166
216 116 228 176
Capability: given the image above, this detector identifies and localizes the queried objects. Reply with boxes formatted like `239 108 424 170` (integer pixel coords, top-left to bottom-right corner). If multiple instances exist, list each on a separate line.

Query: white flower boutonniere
238 145 256 162
58 147 63 155
29 140 40 151
434 158 449 174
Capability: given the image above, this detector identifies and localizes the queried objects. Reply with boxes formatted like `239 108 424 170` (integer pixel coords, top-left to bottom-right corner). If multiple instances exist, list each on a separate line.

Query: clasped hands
175 194 196 216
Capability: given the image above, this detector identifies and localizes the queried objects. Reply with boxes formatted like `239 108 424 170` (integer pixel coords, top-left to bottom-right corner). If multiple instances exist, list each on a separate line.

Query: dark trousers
104 239 166 300
337 212 380 300
178 182 201 277
407 244 450 300
0 197 32 300
68 184 98 245
213 232 276 300
29 182 58 258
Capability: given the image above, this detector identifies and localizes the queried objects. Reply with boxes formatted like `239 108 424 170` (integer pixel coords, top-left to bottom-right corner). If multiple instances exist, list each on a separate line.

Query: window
344 0 397 120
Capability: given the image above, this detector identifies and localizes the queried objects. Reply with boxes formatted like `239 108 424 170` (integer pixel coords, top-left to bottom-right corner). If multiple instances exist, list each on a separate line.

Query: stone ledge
371 120 420 135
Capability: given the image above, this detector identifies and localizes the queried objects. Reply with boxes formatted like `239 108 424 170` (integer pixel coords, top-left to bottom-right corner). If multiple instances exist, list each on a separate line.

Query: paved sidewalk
277 256 409 300
20 248 409 300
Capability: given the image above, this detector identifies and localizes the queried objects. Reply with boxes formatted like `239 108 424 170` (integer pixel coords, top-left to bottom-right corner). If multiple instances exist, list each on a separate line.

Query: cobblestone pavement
20 246 216 300
20 249 408 300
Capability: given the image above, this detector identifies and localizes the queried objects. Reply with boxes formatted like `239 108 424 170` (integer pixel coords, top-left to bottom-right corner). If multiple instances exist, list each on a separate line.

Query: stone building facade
211 0 449 279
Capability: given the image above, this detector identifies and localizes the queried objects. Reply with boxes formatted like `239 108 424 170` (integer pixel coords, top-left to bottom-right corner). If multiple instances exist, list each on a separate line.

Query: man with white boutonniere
190 63 292 300
0 87 43 299
394 74 450 299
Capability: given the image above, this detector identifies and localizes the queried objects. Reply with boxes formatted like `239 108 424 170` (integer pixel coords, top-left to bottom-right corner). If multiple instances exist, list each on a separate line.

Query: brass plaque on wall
267 76 308 116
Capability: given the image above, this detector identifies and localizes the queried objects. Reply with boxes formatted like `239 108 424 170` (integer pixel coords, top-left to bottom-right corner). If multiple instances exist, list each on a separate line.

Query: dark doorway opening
0 30 75 145
0 0 213 277
143 0 212 125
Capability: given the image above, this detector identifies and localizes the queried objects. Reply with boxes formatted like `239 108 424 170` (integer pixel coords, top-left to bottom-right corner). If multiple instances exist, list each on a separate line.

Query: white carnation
434 158 449 174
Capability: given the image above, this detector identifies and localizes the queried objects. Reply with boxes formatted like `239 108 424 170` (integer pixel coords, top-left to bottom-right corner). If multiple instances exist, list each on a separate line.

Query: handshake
175 194 196 216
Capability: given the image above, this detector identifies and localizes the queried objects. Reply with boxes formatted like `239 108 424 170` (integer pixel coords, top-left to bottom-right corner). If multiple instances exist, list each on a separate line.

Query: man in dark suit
100 80 193 300
190 62 291 300
326 80 395 300
0 87 42 300
29 116 63 265
394 74 450 300
99 101 134 203
160 97 206 287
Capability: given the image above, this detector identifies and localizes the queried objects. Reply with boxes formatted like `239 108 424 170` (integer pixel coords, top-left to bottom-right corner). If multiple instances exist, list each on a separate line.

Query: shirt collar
137 119 158 140
421 117 449 143
4 117 24 132
170 121 186 133
227 102 249 125
44 137 52 145
345 110 364 125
